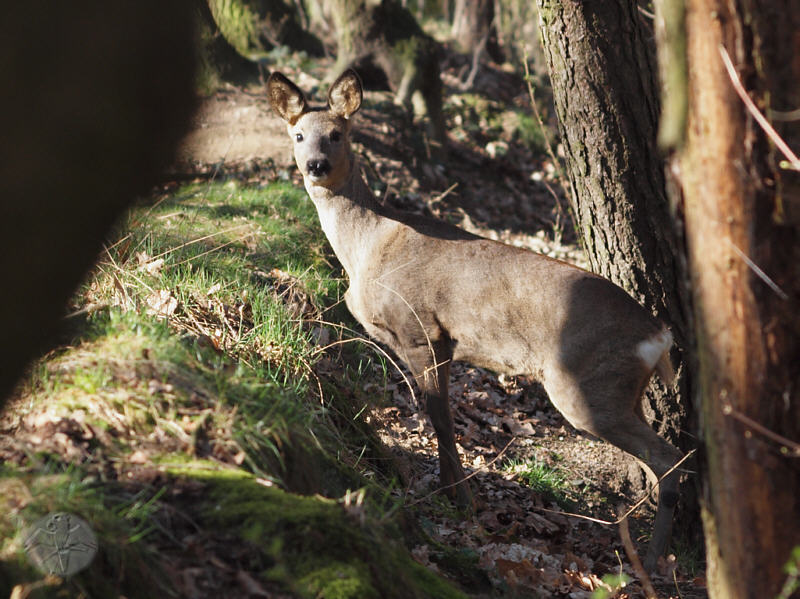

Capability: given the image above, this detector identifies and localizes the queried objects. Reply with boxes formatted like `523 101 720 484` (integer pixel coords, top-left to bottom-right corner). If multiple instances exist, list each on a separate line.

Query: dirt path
178 88 289 167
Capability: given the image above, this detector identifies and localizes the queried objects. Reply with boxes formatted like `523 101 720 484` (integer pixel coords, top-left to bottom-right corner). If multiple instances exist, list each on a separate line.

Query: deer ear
328 69 362 119
267 71 308 125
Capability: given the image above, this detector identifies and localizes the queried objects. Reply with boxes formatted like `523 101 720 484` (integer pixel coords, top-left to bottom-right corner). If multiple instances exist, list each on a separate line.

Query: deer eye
295 133 304 142
330 130 341 142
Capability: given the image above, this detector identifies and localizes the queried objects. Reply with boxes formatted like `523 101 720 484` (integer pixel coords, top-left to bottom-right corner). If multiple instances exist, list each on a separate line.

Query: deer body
268 69 682 570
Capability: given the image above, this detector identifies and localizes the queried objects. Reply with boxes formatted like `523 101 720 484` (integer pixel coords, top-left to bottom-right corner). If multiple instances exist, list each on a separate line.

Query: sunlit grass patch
23 308 337 486
82 179 344 380
504 458 572 508
8 179 379 488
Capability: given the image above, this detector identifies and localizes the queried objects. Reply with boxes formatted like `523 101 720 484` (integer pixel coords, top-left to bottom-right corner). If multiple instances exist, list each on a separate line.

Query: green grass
0 179 462 598
93 179 343 378
591 572 631 599
512 110 548 154
670 533 706 578
504 458 571 508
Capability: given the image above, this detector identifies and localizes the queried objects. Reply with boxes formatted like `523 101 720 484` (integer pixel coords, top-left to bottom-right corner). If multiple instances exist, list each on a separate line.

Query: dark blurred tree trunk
451 0 503 63
0 2 197 409
537 0 697 547
675 0 800 596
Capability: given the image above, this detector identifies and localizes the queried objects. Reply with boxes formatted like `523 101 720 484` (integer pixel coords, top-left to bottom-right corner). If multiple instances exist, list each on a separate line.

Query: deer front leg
405 341 472 507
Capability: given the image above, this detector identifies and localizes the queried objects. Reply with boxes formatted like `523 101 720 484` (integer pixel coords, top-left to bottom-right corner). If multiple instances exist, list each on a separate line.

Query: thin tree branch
727 239 789 300
408 437 517 505
535 449 697 526
719 45 800 171
722 402 800 456
618 505 659 599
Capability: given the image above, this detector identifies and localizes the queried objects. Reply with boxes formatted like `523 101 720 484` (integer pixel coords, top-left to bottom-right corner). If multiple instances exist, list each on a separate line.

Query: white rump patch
636 328 673 370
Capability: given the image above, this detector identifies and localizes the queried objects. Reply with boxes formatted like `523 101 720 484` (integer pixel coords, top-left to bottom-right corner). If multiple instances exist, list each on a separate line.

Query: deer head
268 69 363 192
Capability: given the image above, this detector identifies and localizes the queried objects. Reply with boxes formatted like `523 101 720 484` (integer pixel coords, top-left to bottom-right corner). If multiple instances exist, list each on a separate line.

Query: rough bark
537 0 697 544
536 3 692 428
678 0 800 596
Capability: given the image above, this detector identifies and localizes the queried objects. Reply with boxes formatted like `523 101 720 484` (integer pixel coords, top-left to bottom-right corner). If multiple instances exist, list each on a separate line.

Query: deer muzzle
306 159 331 179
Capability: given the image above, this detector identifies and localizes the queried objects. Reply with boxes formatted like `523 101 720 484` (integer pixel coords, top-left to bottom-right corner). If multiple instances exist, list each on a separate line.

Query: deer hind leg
545 371 682 571
404 340 471 507
598 413 682 571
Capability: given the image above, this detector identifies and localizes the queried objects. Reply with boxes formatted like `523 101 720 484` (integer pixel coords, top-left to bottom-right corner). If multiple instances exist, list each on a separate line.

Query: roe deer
267 68 683 570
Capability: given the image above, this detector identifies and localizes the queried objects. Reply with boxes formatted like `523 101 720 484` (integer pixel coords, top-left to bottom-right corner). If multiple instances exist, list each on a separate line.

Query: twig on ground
617 504 659 599
314 334 418 408
64 302 110 320
431 182 458 204
150 224 251 262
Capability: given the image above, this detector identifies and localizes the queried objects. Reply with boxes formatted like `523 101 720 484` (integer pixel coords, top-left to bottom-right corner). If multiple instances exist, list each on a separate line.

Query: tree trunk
677 0 800 596
450 0 503 63
537 0 697 545
0 2 197 409
208 0 324 56
197 0 261 88
325 0 447 153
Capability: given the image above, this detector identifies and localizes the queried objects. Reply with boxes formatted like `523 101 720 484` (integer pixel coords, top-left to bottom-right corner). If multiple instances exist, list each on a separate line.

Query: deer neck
304 158 394 280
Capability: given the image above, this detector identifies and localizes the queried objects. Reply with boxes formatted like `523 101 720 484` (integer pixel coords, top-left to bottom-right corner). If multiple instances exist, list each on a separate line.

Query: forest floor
0 54 707 598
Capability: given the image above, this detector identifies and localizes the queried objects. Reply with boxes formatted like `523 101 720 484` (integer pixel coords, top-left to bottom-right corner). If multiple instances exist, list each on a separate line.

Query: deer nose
306 159 331 177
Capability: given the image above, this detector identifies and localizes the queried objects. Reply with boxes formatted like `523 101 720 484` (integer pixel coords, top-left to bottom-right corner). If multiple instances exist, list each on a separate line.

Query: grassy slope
0 179 467 598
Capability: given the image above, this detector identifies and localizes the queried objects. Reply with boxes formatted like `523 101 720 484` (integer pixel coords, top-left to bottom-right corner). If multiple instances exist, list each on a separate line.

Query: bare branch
722 402 800 456
719 45 800 171
728 239 789 300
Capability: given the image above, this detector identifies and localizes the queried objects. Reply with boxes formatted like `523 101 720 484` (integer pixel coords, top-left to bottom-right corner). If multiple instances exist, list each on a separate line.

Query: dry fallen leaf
143 258 165 274
136 251 165 274
129 450 149 464
146 289 178 317
235 570 271 597
495 557 541 586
